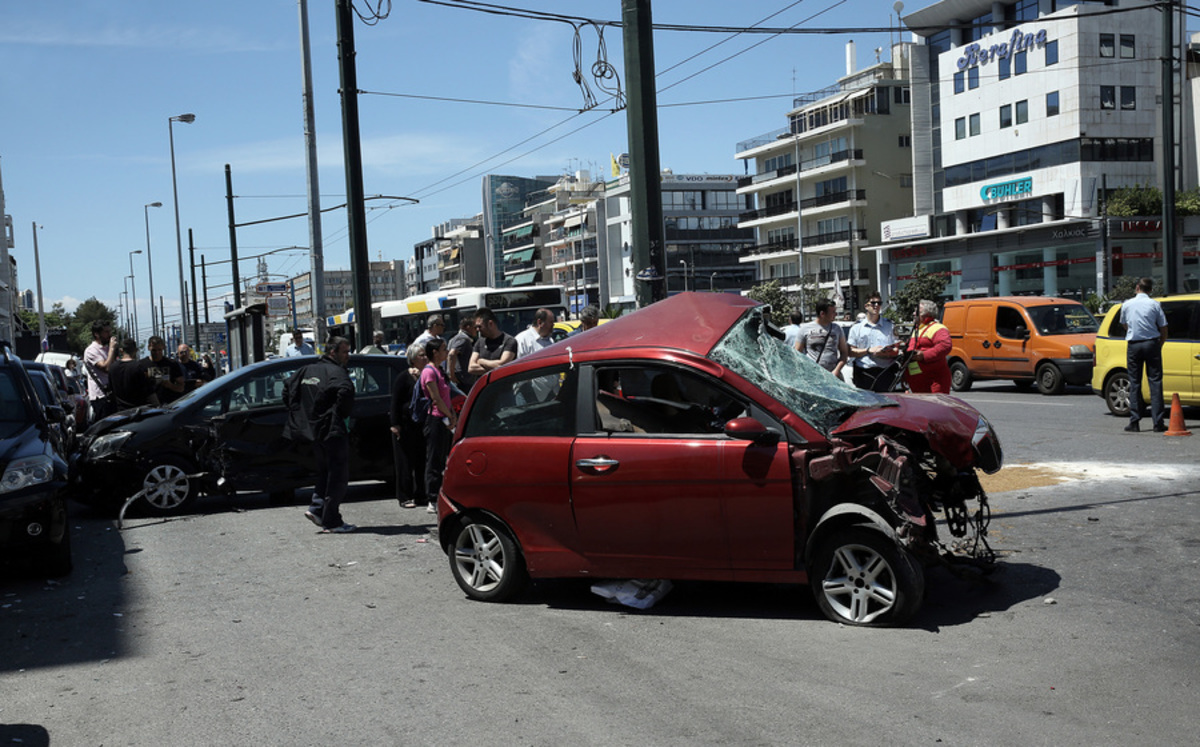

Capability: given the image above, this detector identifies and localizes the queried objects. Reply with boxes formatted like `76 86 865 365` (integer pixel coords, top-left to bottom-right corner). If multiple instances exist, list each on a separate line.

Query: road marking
959 397 1076 407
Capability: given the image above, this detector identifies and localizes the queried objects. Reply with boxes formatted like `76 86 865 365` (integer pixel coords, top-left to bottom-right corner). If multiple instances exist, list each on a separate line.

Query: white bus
327 285 569 349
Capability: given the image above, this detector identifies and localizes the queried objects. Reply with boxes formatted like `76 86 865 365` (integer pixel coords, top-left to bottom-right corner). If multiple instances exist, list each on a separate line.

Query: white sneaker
426 503 437 514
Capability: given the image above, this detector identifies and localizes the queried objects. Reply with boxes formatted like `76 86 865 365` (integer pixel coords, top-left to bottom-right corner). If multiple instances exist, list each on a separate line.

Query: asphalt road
2 381 1198 746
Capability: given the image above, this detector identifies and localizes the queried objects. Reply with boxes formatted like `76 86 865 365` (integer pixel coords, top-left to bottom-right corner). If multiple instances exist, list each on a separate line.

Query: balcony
737 149 864 189
739 202 797 223
802 227 867 248
741 237 800 261
800 189 865 211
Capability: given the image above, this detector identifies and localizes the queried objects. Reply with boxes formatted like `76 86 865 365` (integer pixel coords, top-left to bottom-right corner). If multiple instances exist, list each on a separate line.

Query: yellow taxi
1091 293 1200 416
550 318 609 342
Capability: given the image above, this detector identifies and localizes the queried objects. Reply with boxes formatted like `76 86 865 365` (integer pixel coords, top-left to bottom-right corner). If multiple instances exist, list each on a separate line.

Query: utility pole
189 228 200 349
298 0 326 343
336 0 373 347
1161 0 1178 294
622 0 667 306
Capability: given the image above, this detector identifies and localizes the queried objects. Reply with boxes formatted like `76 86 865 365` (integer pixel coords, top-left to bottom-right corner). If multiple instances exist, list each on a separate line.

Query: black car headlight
87 431 133 460
0 455 55 494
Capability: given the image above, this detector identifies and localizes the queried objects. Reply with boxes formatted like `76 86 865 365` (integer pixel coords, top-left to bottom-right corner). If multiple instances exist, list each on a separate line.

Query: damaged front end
805 431 998 575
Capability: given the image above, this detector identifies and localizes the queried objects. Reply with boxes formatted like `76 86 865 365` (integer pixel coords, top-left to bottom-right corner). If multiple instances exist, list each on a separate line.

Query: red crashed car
437 293 1002 626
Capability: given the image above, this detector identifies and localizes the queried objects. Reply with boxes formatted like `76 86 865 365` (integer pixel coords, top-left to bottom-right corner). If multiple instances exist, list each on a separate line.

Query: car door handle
576 456 619 474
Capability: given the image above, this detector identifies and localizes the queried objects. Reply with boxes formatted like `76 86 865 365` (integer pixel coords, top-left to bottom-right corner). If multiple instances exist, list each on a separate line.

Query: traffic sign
255 282 290 294
265 296 290 315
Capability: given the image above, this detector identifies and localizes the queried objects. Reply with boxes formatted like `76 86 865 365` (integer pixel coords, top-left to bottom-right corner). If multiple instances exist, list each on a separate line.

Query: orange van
941 296 1098 394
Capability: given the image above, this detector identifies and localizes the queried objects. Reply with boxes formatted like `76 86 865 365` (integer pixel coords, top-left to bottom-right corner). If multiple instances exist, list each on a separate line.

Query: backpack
409 375 431 424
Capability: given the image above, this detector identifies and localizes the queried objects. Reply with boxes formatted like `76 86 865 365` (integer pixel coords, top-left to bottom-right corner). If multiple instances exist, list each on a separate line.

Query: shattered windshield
709 305 893 434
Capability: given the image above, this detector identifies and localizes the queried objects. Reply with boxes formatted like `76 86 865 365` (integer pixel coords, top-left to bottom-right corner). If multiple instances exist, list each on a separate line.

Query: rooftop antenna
892 1 904 50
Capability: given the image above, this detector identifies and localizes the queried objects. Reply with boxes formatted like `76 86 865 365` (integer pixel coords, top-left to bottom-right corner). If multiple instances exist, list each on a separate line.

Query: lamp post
31 223 46 347
169 113 196 346
128 249 143 342
679 259 689 292
144 201 162 336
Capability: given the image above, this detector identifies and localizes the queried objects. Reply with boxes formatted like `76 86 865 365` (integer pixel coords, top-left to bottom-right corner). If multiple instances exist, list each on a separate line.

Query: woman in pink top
419 339 457 512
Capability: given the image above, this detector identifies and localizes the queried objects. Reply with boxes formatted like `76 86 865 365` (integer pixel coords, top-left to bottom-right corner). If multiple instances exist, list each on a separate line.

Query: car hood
831 393 986 467
84 406 169 438
0 423 46 465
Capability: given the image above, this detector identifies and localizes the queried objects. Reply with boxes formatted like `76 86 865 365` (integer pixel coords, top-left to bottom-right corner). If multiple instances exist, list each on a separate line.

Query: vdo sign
957 27 1049 70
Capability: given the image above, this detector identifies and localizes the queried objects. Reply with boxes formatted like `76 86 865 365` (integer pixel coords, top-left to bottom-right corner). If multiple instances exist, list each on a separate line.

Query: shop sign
881 215 931 242
993 256 1094 272
891 245 928 260
1112 219 1163 233
957 28 1049 70
980 177 1033 202
1052 227 1089 239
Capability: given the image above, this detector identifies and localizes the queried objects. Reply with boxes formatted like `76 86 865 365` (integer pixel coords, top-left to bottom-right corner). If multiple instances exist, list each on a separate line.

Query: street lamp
710 271 717 293
679 259 689 292
169 112 196 346
129 249 143 341
144 201 162 336
31 223 46 347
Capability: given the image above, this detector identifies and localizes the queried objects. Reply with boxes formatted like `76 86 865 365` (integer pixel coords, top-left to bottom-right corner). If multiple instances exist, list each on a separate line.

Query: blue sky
0 0 903 331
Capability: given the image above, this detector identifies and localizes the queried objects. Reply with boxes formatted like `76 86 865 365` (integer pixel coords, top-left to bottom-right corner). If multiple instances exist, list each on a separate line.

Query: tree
17 302 71 333
67 297 118 355
1106 184 1200 217
885 263 949 324
746 279 794 326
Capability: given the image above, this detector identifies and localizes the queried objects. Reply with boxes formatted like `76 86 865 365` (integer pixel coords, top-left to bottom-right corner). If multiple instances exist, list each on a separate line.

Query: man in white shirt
515 308 556 358
285 330 314 357
412 315 446 350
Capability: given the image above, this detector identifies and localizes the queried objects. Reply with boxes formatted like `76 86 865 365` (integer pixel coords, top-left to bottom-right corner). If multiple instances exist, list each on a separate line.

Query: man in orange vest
905 299 952 393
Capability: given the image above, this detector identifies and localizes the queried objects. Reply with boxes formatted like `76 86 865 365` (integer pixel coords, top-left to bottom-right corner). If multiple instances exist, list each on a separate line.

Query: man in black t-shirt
110 338 156 409
143 335 186 405
468 307 517 379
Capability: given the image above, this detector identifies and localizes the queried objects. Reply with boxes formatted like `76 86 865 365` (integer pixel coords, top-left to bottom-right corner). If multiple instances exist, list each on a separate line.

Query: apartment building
735 42 916 314
876 0 1198 299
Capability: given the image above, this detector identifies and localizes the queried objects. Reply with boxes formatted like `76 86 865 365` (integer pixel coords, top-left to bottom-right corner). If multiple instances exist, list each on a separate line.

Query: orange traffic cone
1164 392 1192 437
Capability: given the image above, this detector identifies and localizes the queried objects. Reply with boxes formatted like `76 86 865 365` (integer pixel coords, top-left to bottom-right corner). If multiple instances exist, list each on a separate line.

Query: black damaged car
74 354 409 516
0 343 72 576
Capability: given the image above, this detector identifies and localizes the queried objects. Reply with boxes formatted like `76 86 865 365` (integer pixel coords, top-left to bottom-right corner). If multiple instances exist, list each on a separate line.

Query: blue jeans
309 437 350 529
1126 339 1164 426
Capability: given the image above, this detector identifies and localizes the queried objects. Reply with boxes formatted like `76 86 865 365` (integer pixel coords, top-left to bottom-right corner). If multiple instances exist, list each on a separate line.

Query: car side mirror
723 416 779 444
1014 324 1030 340
44 405 66 424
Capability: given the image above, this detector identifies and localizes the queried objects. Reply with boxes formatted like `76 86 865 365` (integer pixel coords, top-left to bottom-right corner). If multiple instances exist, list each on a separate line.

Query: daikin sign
957 27 1049 69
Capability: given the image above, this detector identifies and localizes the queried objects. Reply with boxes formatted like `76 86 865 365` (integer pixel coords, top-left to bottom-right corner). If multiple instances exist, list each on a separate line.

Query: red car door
569 363 794 578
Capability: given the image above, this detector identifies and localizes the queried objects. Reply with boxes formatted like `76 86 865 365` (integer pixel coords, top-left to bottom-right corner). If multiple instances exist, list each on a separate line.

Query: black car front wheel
139 457 200 516
811 527 924 627
449 516 528 602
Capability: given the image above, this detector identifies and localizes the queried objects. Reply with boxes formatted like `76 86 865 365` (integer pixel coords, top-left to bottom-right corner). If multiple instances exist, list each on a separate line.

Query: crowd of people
82 320 217 422
784 291 951 394
288 303 590 532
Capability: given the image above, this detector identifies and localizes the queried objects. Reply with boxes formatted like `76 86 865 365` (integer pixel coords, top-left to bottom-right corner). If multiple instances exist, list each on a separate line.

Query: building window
968 66 979 90
1016 99 1029 124
969 113 981 137
955 117 966 140
900 174 913 188
894 86 911 104
999 56 1011 80
1100 33 1114 58
1014 51 1027 75
1121 86 1136 110
954 70 965 94
898 134 912 147
1045 40 1059 66
1047 90 1060 116
1101 86 1116 110
1000 104 1013 129
1120 34 1135 58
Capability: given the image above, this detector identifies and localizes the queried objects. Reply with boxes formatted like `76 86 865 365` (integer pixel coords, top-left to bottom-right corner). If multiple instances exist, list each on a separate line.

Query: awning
449 247 461 261
508 271 537 286
505 247 535 263
504 224 534 239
